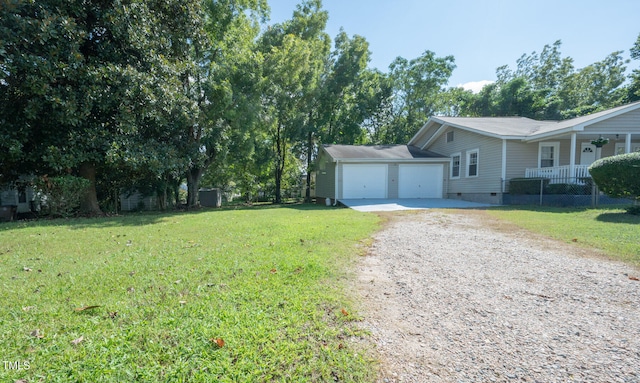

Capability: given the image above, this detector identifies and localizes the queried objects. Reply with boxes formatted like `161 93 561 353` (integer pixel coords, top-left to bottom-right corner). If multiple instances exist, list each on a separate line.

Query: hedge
588 152 640 200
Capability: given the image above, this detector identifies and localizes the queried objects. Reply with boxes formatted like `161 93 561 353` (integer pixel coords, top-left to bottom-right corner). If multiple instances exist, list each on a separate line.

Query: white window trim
450 152 461 179
538 142 560 168
466 149 479 178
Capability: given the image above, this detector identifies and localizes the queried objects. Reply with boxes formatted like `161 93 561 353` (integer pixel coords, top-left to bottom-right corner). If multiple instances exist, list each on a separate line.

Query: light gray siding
411 123 441 148
586 108 640 132
505 140 537 180
428 128 503 195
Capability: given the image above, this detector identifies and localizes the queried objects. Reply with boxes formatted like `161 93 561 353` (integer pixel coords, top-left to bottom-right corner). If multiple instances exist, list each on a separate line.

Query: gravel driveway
355 210 640 383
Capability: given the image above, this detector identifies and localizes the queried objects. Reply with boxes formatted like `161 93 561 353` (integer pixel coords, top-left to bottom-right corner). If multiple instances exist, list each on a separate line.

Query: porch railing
525 165 591 182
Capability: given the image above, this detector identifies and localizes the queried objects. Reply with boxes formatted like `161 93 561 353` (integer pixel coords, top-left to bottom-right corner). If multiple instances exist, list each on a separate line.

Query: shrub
34 175 90 217
544 182 591 195
508 178 549 195
589 152 640 200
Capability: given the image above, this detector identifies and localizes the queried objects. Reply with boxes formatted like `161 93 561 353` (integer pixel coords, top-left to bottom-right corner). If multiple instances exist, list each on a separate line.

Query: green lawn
487 206 640 267
0 205 380 382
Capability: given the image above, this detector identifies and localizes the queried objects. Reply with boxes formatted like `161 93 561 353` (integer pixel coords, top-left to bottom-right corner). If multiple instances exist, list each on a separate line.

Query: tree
360 69 395 144
559 51 628 118
464 41 629 119
181 0 267 208
258 0 330 204
0 0 200 214
385 51 456 143
627 33 640 102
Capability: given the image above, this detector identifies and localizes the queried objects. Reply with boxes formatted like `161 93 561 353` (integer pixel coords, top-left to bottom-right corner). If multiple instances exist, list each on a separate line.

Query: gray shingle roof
323 144 445 160
432 116 558 136
431 101 640 138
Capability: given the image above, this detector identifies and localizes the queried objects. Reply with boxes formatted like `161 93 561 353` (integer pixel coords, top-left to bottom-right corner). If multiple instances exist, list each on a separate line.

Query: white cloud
459 80 494 93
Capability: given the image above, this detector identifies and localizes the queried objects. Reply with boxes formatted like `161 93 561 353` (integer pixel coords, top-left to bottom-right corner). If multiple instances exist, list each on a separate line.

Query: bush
589 152 640 200
34 175 90 217
508 178 549 195
544 182 591 195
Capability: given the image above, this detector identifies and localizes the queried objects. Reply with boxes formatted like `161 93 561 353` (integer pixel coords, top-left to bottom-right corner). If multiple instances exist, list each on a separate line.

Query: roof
431 116 558 137
410 100 640 145
322 144 446 160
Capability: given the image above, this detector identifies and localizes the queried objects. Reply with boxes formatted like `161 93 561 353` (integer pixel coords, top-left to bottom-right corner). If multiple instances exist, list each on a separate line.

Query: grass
0 204 380 382
486 205 640 267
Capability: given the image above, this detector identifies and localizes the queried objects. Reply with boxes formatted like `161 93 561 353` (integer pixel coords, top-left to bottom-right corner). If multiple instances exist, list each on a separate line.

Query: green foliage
386 51 456 143
461 40 629 119
0 0 205 214
33 175 90 217
508 178 549 195
544 181 592 195
589 152 640 200
0 206 379 382
627 33 640 103
258 0 331 203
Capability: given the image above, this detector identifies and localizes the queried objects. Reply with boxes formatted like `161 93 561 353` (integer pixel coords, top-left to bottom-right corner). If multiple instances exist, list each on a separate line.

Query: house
316 101 640 205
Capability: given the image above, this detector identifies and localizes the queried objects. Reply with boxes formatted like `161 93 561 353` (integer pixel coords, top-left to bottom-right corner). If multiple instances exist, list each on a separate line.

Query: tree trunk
274 126 285 204
78 162 102 216
186 167 204 209
305 130 313 203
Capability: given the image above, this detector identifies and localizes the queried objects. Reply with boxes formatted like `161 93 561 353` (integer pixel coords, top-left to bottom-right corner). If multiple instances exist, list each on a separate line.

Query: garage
342 164 387 199
398 164 443 198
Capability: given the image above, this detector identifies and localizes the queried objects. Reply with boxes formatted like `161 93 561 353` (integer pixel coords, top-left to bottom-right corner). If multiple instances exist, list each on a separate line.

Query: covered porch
524 131 639 183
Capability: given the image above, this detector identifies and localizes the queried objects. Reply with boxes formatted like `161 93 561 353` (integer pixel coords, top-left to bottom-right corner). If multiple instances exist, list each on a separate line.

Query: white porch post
569 132 577 179
626 133 632 153
501 139 507 192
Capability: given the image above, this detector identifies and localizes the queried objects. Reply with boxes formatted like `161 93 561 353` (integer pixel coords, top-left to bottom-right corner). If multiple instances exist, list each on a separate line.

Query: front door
580 143 596 165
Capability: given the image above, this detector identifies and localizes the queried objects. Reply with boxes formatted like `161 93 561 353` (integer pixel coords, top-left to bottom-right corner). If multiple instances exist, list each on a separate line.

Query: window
446 131 454 142
466 149 479 177
451 153 461 179
538 142 559 168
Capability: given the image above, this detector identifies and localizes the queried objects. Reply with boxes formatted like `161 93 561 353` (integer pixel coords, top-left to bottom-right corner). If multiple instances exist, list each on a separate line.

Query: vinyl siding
586 108 640 132
411 123 441 148
428 127 503 194
505 141 538 180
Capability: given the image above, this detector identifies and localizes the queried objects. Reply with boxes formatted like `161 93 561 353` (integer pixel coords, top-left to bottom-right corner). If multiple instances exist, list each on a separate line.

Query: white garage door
343 164 387 199
398 164 443 198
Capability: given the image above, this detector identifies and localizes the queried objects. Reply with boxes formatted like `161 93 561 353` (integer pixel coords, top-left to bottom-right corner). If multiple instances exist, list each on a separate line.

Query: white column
569 133 577 179
626 133 632 153
501 139 507 192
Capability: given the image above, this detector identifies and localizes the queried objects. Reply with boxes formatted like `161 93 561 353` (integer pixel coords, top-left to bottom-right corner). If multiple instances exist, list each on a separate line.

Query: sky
267 0 640 92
